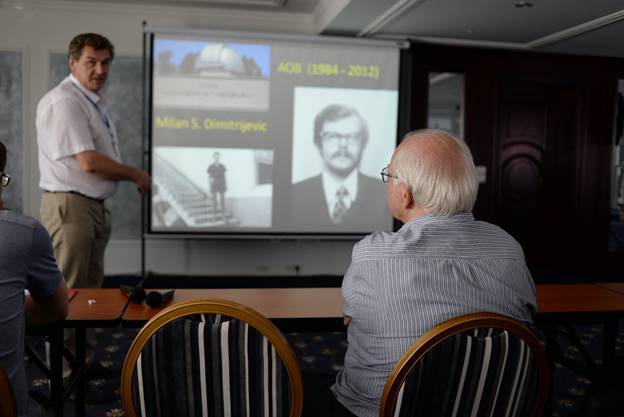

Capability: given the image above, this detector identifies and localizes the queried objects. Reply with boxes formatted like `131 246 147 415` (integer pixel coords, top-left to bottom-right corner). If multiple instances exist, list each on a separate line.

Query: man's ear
400 184 414 209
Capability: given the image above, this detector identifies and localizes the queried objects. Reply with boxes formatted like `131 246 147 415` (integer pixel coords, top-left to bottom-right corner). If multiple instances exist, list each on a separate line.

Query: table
535 283 624 415
122 288 344 331
51 283 624 417
65 288 128 324
537 284 624 314
48 289 128 417
596 282 624 296
535 284 624 369
53 288 343 417
115 284 624 320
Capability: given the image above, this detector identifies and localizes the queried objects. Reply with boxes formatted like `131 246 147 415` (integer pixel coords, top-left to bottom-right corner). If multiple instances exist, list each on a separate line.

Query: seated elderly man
0 140 69 416
303 129 536 417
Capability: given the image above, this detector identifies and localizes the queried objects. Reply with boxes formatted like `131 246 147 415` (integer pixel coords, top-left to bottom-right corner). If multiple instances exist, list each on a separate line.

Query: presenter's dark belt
44 190 104 204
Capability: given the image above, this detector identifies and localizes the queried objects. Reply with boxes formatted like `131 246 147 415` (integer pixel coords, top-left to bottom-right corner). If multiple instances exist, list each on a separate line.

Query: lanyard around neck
72 83 113 136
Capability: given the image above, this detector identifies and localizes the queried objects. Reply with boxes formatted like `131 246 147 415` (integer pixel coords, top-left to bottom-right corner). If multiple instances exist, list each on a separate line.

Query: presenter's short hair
68 33 115 61
0 141 6 171
313 104 368 147
393 129 478 216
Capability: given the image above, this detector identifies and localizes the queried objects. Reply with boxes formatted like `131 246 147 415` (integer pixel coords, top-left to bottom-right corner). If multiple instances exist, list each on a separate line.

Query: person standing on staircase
207 151 227 223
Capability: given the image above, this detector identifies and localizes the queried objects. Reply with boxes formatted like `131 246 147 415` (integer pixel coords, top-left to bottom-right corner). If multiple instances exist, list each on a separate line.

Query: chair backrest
379 312 549 417
0 367 17 417
121 299 303 417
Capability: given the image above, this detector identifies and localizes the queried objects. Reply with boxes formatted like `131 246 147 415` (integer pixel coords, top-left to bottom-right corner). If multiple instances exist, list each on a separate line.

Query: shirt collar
398 212 475 232
322 169 359 206
68 74 102 104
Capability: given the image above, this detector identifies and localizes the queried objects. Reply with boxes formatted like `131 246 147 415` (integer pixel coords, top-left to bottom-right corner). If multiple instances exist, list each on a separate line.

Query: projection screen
146 28 404 237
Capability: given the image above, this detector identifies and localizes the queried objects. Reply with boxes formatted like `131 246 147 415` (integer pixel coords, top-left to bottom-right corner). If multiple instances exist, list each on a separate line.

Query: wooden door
495 82 579 268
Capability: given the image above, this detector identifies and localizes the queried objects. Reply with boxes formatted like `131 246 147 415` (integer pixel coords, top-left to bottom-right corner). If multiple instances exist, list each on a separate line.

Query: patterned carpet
24 322 624 417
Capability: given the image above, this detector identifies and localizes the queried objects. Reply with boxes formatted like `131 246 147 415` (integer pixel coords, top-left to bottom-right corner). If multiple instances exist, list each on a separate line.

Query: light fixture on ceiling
168 0 286 7
515 1 533 8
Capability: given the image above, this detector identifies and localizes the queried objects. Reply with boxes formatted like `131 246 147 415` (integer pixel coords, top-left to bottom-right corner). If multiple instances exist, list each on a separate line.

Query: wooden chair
379 312 549 417
121 299 303 417
0 367 17 417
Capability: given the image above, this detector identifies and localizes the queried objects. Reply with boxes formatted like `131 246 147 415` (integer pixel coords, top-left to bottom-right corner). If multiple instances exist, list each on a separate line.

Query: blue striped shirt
331 213 536 417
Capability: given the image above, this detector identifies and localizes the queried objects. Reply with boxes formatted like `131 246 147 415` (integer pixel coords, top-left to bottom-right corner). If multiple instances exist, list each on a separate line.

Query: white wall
0 0 359 277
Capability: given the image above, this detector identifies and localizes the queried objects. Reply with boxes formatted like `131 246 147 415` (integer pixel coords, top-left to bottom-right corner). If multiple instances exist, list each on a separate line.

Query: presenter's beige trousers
40 192 111 289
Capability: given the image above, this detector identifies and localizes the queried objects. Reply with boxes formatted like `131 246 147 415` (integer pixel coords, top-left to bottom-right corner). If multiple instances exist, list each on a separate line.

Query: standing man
36 33 150 289
207 151 227 223
302 129 536 417
0 140 69 416
291 104 386 228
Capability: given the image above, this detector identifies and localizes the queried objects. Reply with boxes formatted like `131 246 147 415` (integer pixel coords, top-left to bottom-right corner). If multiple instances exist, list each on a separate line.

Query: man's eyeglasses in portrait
380 166 399 183
320 131 362 147
0 173 10 187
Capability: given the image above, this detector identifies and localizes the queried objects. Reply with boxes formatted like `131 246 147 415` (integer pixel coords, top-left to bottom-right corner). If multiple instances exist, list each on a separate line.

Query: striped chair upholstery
380 313 548 417
121 299 303 417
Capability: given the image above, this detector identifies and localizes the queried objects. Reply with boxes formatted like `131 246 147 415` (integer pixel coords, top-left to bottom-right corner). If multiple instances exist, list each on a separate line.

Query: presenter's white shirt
322 169 358 216
36 75 121 199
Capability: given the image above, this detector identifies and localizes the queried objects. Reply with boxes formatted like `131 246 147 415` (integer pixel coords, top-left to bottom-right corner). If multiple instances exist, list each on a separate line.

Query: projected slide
149 32 401 235
152 146 273 229
291 87 397 231
153 41 270 111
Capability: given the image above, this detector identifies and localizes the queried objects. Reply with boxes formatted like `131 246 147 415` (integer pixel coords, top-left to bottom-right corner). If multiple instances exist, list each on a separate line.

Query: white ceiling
323 0 624 58
9 0 624 58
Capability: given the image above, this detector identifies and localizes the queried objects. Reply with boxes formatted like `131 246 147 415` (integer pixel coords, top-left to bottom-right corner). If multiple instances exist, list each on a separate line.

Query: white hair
392 129 478 216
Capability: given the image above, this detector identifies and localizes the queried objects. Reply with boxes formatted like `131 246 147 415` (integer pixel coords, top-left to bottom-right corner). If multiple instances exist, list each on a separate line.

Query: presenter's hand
343 315 352 326
134 169 151 193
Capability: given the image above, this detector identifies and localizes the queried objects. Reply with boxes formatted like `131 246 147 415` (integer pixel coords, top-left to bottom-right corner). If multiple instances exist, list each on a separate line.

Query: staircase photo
152 153 238 227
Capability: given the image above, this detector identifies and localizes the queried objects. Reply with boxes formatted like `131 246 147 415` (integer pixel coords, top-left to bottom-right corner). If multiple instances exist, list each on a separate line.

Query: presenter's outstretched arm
74 150 151 193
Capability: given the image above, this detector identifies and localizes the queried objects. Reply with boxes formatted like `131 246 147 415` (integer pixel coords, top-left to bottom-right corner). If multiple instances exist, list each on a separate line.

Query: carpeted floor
24 322 624 417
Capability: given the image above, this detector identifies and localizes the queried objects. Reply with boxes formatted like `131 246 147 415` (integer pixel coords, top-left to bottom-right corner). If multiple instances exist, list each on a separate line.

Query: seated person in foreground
0 140 69 416
303 129 537 417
